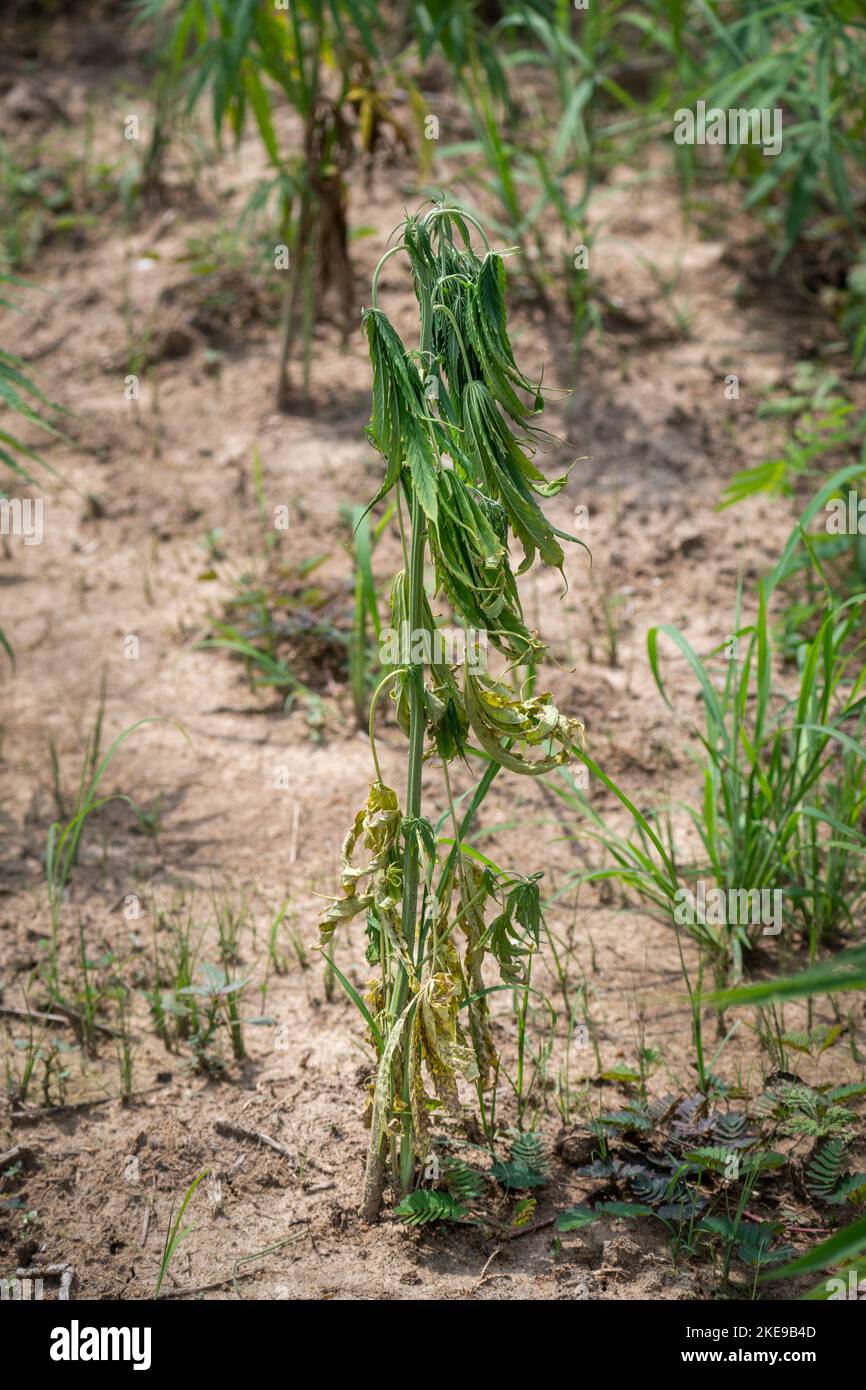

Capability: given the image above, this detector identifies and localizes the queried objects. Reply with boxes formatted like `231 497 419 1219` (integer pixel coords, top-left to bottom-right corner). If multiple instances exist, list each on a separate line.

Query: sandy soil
1 5 864 1301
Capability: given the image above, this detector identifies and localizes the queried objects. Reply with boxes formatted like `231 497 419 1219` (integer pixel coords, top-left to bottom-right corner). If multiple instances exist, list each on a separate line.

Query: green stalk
361 243 435 1210
393 249 435 1193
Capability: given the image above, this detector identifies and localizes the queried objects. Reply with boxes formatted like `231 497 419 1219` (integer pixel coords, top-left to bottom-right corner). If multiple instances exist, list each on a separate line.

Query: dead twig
214 1118 295 1163
16 1263 74 1299
0 1003 129 1041
0 1143 36 1169
471 1245 502 1295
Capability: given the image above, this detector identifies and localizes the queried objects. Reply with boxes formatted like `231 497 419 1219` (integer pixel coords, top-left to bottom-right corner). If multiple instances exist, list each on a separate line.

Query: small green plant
49 919 119 1054
721 363 861 512
720 367 866 656
114 985 136 1105
176 961 272 1071
709 945 866 1297
0 137 115 273
492 1130 548 1191
3 1003 75 1109
146 899 202 1050
212 886 247 969
805 1140 866 1207
44 697 172 984
347 501 392 728
154 1169 209 1298
1 272 64 481
197 455 338 725
394 1189 470 1225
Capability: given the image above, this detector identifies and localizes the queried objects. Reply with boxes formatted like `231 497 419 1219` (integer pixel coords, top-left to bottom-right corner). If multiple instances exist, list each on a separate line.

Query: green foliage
45 716 163 903
709 943 866 1011
0 273 64 481
154 1169 209 1297
0 137 117 273
178 962 253 1066
704 909 866 1296
556 1204 598 1233
806 1140 866 1206
647 1 866 260
348 502 391 728
553 479 866 1004
706 1217 794 1269
591 1103 653 1136
394 1189 470 1225
484 874 544 985
721 365 865 510
320 200 583 1215
197 460 337 724
139 0 382 401
720 368 866 661
683 1146 786 1176
428 1 644 343
410 4 866 364
766 1212 866 1296
444 1157 486 1202
756 1076 856 1141
492 1130 548 1191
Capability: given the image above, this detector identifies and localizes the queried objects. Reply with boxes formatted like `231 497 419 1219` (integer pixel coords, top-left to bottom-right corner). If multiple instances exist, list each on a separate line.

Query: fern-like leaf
510 1130 547 1173
444 1158 486 1202
806 1139 848 1201
394 1190 470 1226
493 1130 548 1190
806 1141 866 1207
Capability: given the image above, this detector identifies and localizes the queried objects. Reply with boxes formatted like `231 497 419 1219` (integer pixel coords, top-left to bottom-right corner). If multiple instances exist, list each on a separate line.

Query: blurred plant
1 273 64 481
197 452 339 726
644 1 866 367
346 500 392 728
414 0 645 346
178 963 249 1069
0 134 118 272
139 0 385 406
721 374 866 659
710 947 866 1299
721 364 865 509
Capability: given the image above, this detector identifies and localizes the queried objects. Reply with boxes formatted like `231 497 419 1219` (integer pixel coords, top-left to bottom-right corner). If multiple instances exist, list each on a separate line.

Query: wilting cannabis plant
320 199 583 1218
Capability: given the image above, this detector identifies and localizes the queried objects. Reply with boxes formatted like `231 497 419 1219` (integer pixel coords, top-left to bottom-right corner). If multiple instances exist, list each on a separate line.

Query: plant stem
276 14 321 410
394 477 429 1193
361 248 435 1211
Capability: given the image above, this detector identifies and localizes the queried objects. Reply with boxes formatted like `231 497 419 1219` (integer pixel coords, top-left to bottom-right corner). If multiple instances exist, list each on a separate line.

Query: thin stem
435 752 505 902
394 493 427 1194
367 671 395 785
421 205 491 252
371 243 407 309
